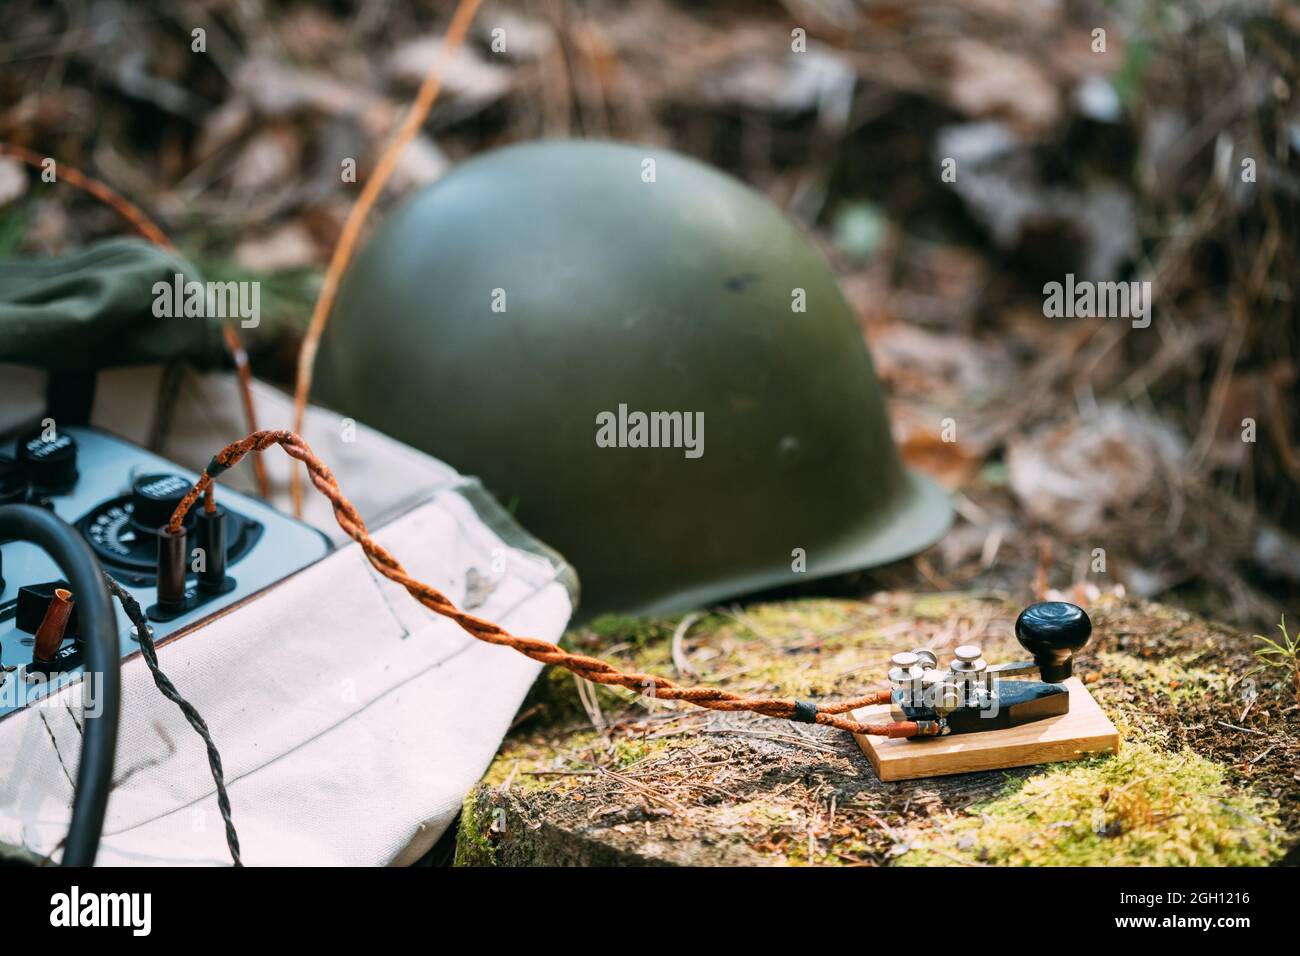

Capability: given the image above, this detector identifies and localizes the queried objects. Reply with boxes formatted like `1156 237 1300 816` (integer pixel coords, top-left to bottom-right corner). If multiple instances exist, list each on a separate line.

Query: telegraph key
0 425 331 718
854 601 1119 780
884 601 1094 737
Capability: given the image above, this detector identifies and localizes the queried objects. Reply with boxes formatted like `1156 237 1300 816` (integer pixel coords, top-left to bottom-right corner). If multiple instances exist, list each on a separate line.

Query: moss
481 728 602 794
898 741 1284 867
737 599 874 636
609 736 657 767
1096 650 1226 706
456 785 675 866
910 594 971 620
582 613 679 648
453 789 498 866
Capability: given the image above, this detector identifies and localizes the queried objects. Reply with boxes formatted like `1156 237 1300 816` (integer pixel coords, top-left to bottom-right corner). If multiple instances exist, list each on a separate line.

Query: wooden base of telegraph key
852 678 1120 782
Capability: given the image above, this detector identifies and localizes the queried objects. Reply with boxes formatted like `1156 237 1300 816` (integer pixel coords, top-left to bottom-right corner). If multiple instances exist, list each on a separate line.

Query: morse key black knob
1014 601 1091 683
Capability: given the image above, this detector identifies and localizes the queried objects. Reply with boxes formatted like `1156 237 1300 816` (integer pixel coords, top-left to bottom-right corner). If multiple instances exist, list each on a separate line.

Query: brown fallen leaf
898 429 983 491
943 39 1060 135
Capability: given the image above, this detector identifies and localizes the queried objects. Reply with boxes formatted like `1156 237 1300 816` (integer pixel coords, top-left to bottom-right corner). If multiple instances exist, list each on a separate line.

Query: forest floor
456 590 1296 866
1 0 1296 866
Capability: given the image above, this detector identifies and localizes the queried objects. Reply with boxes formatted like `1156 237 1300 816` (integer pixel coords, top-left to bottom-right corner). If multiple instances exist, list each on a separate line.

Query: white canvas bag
0 365 574 865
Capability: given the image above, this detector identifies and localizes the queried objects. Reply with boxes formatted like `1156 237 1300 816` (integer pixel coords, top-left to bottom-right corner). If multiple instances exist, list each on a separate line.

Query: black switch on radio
16 429 78 495
130 473 194 533
15 580 81 636
196 505 228 592
155 525 189 612
138 475 196 614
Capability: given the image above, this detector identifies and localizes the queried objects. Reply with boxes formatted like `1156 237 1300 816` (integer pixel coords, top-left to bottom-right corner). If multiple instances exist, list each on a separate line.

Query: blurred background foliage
0 0 1296 628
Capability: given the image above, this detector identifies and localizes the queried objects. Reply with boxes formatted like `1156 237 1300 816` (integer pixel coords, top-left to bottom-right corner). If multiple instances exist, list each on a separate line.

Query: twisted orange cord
169 430 922 738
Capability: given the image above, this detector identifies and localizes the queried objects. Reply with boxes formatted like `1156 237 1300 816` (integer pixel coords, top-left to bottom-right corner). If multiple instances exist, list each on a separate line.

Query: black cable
0 504 119 866
101 573 243 866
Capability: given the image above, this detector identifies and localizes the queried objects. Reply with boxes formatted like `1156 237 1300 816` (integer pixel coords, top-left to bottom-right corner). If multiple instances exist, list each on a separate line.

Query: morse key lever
1013 600 1091 682
887 601 1093 739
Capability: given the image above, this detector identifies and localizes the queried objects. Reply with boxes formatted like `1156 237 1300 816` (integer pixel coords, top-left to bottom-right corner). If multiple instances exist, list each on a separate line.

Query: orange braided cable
288 0 484 518
169 429 918 738
0 141 270 499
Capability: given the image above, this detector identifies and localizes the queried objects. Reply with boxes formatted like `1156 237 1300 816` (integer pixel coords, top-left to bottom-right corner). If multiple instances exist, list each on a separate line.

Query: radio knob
16 429 78 494
130 473 195 533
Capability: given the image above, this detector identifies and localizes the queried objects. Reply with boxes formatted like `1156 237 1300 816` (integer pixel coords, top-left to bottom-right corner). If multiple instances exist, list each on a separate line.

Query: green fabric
0 238 224 372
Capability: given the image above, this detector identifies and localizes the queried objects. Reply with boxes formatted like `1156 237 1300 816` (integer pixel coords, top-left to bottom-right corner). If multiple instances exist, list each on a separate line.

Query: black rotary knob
16 429 78 494
130 473 195 534
1014 601 1092 683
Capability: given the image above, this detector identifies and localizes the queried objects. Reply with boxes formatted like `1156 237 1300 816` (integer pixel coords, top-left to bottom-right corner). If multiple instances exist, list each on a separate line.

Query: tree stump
456 592 1295 866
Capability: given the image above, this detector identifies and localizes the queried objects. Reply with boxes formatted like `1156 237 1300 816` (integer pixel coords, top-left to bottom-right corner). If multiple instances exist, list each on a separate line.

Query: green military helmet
315 140 951 620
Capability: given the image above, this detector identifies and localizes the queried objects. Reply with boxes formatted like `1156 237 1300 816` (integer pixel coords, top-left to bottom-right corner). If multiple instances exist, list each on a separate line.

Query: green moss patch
1095 650 1226 706
898 740 1284 867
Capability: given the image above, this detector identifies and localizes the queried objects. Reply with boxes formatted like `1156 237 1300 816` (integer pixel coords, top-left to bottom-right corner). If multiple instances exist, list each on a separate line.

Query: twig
573 673 607 732
598 767 687 814
1249 746 1275 765
1216 721 1267 736
696 728 842 755
290 0 484 516
521 769 599 777
670 611 704 677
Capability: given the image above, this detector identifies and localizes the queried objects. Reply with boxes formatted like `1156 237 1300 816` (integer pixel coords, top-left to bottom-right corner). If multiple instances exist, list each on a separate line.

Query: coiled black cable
101 574 242 866
0 505 119 866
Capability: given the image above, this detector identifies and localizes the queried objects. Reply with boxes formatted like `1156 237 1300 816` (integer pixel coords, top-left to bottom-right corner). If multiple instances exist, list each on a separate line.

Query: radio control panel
0 425 332 718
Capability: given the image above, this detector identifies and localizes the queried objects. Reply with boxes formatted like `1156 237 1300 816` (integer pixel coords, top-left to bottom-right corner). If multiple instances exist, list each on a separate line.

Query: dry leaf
943 39 1060 135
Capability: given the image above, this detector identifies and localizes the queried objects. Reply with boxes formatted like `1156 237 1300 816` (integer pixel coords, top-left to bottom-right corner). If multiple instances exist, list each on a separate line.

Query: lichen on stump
455 593 1294 867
